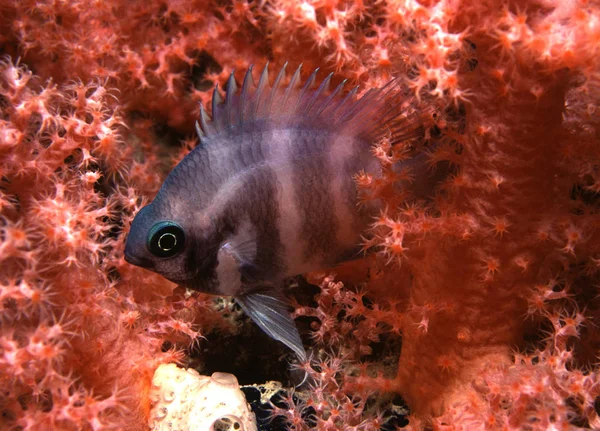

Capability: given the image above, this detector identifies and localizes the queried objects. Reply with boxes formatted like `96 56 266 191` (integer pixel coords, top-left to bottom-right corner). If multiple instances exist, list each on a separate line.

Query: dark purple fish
124 64 435 361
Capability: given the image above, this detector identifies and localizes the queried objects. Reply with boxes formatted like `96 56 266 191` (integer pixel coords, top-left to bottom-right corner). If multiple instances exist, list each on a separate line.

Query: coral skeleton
148 364 257 431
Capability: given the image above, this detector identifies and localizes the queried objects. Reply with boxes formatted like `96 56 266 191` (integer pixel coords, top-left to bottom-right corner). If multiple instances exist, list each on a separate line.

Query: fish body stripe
226 164 285 282
178 156 285 293
290 130 339 265
266 130 312 277
328 135 369 257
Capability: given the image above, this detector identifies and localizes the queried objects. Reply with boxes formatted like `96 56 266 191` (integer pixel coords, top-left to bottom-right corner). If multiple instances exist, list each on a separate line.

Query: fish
123 63 437 362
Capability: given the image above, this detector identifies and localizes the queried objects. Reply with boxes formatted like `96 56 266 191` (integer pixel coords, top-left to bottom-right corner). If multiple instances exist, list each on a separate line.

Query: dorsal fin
196 64 434 147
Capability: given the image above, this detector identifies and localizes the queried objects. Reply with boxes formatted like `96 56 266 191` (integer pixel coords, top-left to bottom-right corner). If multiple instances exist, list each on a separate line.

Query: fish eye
147 221 185 258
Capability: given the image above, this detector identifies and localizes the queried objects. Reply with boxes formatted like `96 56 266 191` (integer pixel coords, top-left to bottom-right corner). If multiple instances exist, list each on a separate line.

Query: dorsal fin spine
195 121 207 147
266 62 288 116
253 62 270 120
199 103 215 136
281 64 302 111
295 67 319 112
338 88 376 124
304 72 332 115
225 71 237 128
330 86 358 122
316 79 346 117
239 65 254 126
211 84 224 131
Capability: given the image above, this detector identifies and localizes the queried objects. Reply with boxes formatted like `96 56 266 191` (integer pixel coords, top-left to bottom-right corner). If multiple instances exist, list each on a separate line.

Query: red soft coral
0 59 231 430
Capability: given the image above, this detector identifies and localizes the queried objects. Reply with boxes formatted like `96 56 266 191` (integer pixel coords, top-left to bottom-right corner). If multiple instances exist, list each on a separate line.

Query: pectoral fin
221 222 257 265
235 288 307 362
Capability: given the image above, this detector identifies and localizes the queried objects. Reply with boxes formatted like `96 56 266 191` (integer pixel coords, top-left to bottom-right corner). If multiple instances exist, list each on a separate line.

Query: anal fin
235 288 307 362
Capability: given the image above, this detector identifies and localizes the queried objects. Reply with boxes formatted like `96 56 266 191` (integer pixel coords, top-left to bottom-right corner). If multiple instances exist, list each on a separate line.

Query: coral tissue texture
0 0 599 430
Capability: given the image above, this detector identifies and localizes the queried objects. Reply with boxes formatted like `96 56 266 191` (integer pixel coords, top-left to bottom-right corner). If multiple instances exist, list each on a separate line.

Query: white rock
148 363 257 431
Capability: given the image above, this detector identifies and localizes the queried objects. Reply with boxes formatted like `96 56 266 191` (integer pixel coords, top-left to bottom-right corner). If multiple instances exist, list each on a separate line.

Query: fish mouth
124 253 152 268
123 238 154 268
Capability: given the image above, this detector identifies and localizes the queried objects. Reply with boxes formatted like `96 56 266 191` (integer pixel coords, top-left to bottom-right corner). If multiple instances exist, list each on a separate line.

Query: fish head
124 203 204 283
124 198 248 295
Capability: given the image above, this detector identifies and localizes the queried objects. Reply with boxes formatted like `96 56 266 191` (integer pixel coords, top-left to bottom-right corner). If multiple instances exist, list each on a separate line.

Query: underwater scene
1 0 599 430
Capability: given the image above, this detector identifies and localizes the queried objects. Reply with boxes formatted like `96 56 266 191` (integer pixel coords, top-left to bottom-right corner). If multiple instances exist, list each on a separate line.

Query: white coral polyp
148 363 257 431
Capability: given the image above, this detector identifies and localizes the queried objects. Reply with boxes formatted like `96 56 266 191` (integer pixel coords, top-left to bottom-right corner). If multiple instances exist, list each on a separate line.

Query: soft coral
0 59 230 431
